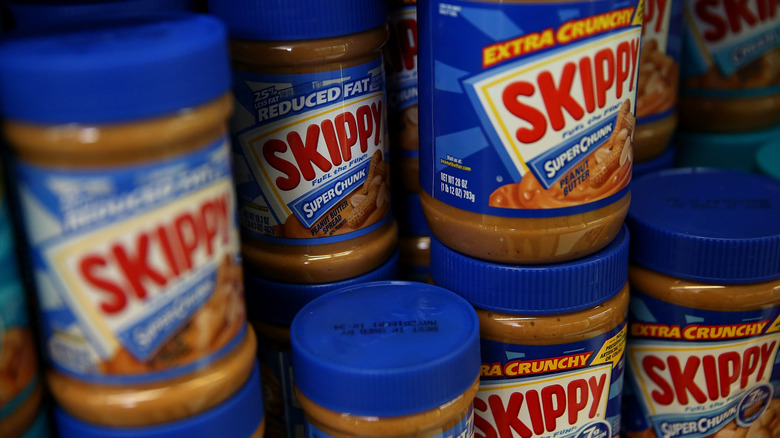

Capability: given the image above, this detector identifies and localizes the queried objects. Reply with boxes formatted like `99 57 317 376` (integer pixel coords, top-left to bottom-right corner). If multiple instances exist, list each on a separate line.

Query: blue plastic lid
54 362 264 438
632 145 675 179
627 168 780 283
431 226 629 314
291 281 480 417
208 0 387 41
674 124 780 173
0 13 230 124
245 250 400 325
6 0 193 30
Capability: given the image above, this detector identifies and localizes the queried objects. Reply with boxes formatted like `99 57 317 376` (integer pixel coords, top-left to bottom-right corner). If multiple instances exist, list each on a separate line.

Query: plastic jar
0 281 42 438
386 0 420 194
678 2 780 131
0 15 253 426
622 168 780 438
418 0 642 264
5 0 193 30
209 0 398 284
54 362 265 438
633 0 683 163
291 281 480 438
431 226 630 438
245 251 399 438
675 124 780 173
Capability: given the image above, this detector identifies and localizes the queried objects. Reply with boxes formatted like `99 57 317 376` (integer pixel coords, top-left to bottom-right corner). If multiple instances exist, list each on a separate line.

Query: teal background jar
675 124 780 172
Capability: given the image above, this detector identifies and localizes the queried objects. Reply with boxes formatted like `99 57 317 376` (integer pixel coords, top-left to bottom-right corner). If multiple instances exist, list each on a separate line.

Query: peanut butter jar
678 0 780 131
394 193 431 282
431 226 630 438
291 281 481 438
623 168 780 438
418 0 642 264
246 252 399 438
634 0 683 162
0 15 254 426
5 0 193 30
386 0 420 194
209 0 399 284
53 361 266 438
0 281 43 438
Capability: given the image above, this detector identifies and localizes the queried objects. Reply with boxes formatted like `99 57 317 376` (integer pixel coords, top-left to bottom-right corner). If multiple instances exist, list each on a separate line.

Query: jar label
637 0 684 124
476 322 627 438
304 405 474 438
681 0 780 97
386 1 420 159
231 59 391 244
623 289 780 438
419 0 642 217
0 282 38 420
16 139 247 383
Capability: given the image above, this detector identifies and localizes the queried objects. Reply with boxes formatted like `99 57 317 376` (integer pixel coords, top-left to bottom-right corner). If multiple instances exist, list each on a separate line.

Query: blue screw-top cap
5 0 194 31
208 0 387 41
245 250 399 325
627 168 780 283
431 226 629 314
0 13 230 124
53 362 264 438
291 281 480 417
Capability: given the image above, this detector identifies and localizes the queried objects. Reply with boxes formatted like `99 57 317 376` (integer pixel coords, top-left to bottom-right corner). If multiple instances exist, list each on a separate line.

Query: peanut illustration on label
489 99 634 209
101 255 245 374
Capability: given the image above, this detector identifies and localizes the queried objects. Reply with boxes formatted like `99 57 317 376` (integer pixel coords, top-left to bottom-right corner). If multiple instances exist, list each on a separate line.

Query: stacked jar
0 14 263 437
674 0 780 170
384 0 430 280
206 1 399 437
418 0 644 437
0 175 48 438
622 168 780 438
632 0 684 176
290 281 481 438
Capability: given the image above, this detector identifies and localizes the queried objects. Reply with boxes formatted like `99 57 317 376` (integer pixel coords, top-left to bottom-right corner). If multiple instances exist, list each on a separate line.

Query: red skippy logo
643 0 669 34
78 192 232 315
475 372 610 438
263 101 383 191
693 0 780 42
502 38 640 144
641 339 778 406
386 13 417 75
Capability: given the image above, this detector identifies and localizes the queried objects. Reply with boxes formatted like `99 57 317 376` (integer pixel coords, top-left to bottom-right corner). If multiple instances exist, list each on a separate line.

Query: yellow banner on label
592 324 627 367
766 314 780 334
632 0 645 26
